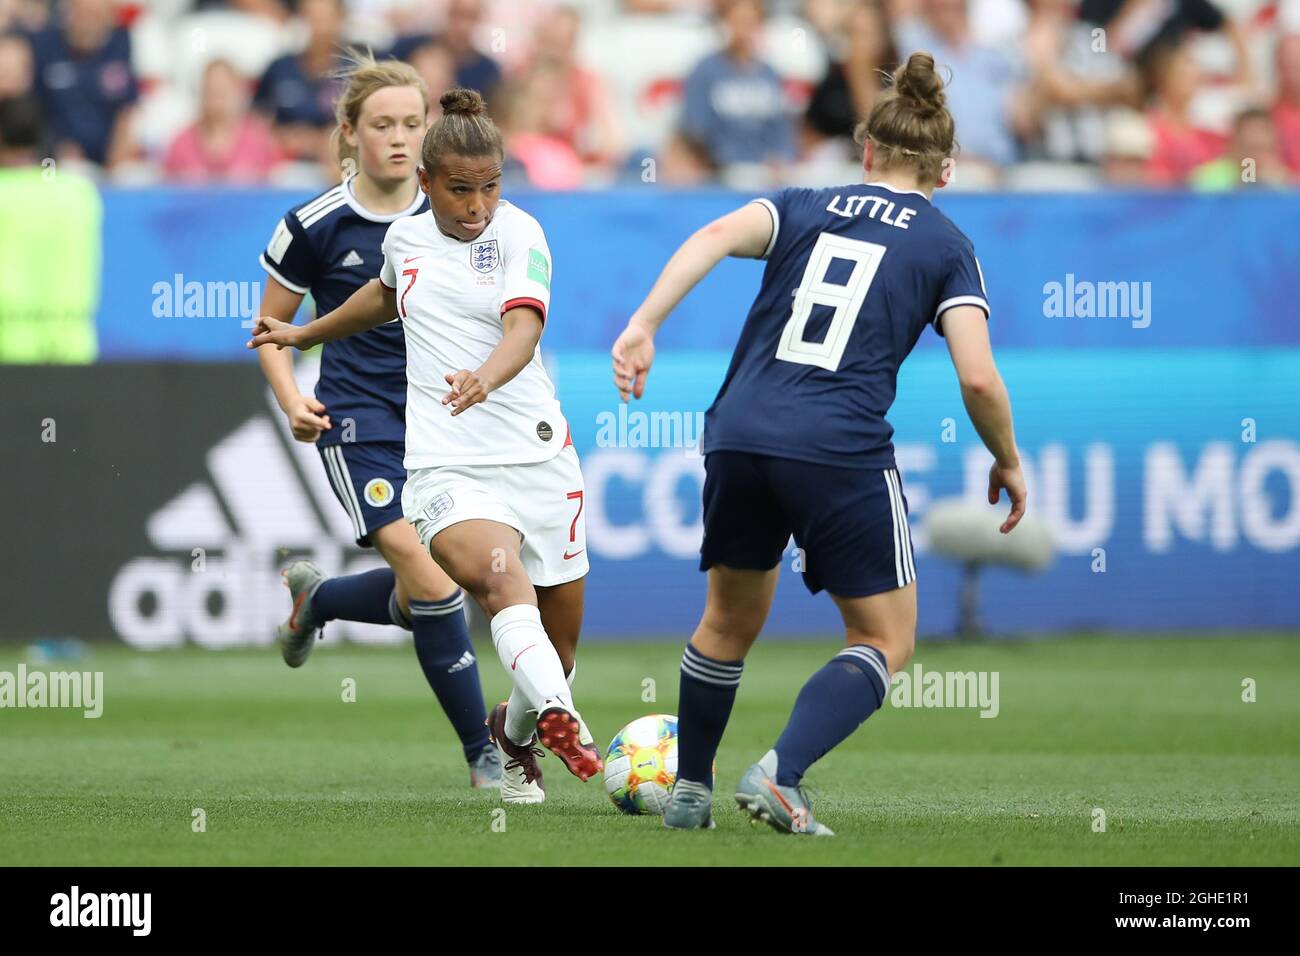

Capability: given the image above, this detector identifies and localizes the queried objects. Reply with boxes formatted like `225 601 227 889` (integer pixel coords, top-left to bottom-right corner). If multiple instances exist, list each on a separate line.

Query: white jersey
380 200 568 468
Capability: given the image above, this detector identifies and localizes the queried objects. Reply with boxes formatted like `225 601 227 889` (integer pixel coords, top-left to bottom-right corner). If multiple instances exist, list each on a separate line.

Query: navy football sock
410 591 491 760
677 642 744 790
773 645 889 787
309 568 396 625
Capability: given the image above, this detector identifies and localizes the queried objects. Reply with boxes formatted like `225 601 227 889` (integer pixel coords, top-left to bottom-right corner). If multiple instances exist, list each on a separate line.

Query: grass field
1 635 1297 866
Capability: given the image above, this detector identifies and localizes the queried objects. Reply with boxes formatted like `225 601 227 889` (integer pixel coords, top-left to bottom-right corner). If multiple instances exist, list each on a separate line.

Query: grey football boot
663 779 717 830
277 560 326 668
735 750 835 837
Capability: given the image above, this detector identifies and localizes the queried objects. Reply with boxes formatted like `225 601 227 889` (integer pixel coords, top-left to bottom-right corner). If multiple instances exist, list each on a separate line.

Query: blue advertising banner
85 188 1299 636
97 189 1300 358
554 348 1299 636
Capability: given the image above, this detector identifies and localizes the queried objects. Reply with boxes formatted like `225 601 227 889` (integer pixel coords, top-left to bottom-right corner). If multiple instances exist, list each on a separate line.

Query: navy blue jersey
702 182 989 469
259 176 428 447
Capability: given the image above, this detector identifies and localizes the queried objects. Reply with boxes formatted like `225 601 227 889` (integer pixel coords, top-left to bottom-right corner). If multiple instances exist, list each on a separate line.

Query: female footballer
612 52 1028 834
250 89 602 805
254 56 498 790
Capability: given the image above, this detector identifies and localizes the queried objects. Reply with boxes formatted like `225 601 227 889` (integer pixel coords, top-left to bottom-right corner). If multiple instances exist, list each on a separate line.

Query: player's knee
472 566 534 617
698 606 762 653
396 561 457 603
889 632 916 671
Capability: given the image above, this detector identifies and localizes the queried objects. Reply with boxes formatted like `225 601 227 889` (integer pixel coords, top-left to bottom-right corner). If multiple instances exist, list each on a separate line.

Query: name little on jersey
826 192 919 228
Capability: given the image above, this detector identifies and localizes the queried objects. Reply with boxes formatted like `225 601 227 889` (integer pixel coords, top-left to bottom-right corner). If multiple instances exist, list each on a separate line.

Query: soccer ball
604 714 679 815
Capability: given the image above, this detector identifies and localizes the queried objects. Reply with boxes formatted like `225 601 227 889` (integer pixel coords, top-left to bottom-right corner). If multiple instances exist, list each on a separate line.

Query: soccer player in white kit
249 89 600 804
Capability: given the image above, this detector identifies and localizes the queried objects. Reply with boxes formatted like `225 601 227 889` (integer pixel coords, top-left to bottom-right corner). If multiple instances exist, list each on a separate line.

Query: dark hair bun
439 88 488 117
893 52 946 115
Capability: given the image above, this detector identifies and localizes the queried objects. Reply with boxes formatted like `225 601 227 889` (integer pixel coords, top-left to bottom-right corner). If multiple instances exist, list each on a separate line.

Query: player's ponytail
421 88 505 174
331 48 429 174
854 51 956 184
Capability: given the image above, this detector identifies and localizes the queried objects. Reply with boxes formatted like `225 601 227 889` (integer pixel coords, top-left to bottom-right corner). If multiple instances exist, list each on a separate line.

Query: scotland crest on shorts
470 240 499 273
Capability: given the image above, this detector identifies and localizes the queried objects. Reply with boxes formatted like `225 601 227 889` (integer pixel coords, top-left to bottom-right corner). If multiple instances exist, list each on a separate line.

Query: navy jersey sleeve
749 187 797 261
259 212 316 295
933 236 990 336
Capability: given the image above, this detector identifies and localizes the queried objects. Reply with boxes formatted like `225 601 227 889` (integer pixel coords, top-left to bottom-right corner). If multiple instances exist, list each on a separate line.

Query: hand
443 369 490 416
989 461 1027 534
247 316 305 351
284 394 331 443
611 320 655 402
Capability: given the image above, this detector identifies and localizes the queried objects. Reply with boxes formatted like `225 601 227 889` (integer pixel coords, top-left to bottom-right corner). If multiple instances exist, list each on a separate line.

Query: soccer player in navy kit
253 56 499 789
612 52 1028 834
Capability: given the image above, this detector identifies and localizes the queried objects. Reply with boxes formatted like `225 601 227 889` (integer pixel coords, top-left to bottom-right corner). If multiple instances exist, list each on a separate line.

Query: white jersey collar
342 173 427 223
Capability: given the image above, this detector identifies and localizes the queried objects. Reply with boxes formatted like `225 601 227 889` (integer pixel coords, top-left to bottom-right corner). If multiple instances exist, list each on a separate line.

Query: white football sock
490 604 571 718
564 662 594 746
504 687 534 747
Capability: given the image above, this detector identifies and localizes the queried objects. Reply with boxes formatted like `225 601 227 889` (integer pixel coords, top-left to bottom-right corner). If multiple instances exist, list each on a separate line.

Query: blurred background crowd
1 0 1298 192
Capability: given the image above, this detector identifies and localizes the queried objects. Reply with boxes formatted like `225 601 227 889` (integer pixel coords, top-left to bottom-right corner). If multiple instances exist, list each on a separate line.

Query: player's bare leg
736 582 917 836
832 581 917 674
429 520 600 783
372 520 499 789
535 577 600 767
666 566 779 830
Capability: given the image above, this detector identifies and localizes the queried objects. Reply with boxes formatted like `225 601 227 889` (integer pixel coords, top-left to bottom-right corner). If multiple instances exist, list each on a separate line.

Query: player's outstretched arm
442 304 543 416
942 305 1027 534
253 277 333 443
246 278 397 351
612 202 773 402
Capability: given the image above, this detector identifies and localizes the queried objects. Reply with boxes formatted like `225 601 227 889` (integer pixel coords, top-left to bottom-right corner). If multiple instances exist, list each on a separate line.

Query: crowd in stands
1 0 1298 189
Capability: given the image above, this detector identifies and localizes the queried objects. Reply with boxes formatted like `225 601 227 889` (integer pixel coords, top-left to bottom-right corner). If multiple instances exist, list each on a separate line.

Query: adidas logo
108 372 404 650
341 249 364 267
447 650 476 674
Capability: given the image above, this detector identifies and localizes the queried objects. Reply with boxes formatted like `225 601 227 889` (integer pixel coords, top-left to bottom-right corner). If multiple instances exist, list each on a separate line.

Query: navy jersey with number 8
702 182 989 471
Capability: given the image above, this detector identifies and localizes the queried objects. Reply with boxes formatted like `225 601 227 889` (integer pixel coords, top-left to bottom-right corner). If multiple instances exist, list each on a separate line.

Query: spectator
1141 38 1226 185
0 32 32 98
405 38 457 114
804 0 899 155
26 0 139 170
522 4 626 172
391 0 502 101
1019 0 1141 163
164 59 283 184
672 0 795 182
0 95 100 362
253 0 347 167
495 70 586 189
1100 106 1154 185
894 0 1026 170
1274 34 1300 177
1079 0 1252 80
1190 107 1291 189
1 0 50 34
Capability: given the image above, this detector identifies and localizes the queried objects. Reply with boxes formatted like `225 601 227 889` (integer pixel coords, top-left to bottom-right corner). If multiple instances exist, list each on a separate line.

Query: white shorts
402 446 589 587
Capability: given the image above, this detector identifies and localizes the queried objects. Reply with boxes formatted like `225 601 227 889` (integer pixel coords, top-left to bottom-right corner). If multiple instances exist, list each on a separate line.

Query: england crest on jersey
471 239 499 273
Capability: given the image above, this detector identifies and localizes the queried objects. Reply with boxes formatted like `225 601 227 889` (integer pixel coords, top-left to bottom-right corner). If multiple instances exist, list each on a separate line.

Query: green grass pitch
1 635 1297 866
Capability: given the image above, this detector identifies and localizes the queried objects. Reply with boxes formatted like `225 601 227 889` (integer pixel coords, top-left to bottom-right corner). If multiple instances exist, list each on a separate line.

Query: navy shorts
318 441 407 547
699 451 916 597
